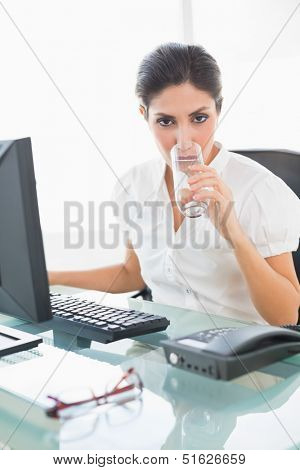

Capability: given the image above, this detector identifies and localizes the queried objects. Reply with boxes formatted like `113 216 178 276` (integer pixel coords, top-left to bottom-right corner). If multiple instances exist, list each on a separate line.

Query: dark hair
135 42 223 119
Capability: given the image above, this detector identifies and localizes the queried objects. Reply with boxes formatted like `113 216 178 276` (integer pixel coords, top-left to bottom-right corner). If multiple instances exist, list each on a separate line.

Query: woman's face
140 81 220 166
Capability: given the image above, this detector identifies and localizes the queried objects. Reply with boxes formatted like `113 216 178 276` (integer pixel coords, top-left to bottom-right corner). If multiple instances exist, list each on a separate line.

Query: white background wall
0 0 299 270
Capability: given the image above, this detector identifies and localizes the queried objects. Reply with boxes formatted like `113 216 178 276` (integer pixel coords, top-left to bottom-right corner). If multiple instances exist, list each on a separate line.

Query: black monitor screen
0 138 51 323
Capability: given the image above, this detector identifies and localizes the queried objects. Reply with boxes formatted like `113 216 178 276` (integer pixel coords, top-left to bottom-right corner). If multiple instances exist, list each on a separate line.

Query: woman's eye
157 119 173 127
194 115 208 123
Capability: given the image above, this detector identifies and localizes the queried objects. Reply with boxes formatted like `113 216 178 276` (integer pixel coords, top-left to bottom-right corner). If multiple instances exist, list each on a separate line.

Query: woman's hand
187 164 244 245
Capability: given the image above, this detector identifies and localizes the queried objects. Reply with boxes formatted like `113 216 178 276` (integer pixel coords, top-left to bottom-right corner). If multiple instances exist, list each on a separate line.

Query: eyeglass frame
45 367 143 419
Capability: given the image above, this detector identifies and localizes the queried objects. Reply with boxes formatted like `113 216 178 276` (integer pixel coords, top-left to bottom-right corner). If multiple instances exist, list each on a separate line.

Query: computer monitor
0 138 52 323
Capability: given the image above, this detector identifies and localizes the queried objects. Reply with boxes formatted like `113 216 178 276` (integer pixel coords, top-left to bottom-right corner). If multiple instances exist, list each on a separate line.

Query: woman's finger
188 172 217 182
188 163 218 175
189 177 219 191
192 188 223 203
188 168 218 183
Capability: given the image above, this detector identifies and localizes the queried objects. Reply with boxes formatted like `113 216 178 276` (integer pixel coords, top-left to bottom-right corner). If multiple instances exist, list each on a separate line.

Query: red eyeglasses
45 367 143 419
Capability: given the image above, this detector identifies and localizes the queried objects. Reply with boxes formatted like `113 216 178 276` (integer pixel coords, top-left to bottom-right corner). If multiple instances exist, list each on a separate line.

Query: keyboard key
75 307 92 313
83 307 102 313
109 316 124 321
145 315 163 321
107 325 121 330
51 303 67 308
95 321 107 326
122 321 136 327
130 319 148 325
123 315 136 322
107 315 122 321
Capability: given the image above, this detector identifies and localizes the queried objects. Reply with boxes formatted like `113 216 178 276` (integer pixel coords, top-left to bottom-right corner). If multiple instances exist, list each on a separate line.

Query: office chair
234 149 300 282
131 149 300 320
131 285 153 302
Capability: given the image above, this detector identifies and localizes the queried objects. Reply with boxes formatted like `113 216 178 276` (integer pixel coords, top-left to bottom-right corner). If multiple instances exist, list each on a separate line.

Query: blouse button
185 288 191 295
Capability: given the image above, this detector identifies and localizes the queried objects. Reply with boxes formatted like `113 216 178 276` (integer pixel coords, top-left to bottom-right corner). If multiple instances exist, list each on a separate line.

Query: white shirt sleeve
239 174 300 258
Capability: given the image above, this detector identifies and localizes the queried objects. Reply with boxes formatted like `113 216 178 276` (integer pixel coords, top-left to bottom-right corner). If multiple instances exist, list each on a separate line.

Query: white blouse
111 142 300 325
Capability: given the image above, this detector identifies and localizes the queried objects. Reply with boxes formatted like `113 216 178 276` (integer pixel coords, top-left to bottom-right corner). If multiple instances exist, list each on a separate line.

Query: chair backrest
232 149 300 282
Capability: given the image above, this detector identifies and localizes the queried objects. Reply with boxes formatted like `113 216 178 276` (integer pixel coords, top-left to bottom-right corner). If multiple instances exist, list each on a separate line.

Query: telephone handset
197 325 300 356
162 325 300 380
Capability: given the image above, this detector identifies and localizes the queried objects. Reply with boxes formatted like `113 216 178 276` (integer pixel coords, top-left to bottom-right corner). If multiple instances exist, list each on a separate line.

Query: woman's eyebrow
154 106 210 118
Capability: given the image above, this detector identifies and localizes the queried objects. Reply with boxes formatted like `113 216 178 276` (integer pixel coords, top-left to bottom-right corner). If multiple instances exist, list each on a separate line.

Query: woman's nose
176 126 195 149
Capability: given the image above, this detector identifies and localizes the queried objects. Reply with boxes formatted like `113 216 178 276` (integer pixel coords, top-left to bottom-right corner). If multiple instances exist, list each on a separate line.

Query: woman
49 42 300 325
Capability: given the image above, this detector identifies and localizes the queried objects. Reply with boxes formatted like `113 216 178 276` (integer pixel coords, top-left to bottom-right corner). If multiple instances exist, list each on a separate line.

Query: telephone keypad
195 327 238 343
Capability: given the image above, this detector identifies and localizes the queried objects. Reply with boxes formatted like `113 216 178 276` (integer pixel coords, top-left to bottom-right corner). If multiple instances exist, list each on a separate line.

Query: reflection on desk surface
120 349 300 450
0 387 59 450
0 340 300 449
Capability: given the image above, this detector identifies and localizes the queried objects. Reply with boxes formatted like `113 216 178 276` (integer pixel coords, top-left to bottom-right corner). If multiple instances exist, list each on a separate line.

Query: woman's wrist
48 271 66 286
226 225 248 250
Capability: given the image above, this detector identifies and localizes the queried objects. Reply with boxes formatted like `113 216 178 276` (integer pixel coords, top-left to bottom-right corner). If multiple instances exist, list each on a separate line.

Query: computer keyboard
50 293 170 343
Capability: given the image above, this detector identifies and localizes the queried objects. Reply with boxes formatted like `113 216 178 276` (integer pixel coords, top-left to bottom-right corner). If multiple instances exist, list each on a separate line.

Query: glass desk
0 287 300 450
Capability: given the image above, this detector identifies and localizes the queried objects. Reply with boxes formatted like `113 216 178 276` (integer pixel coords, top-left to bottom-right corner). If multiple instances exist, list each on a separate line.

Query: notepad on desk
0 343 116 409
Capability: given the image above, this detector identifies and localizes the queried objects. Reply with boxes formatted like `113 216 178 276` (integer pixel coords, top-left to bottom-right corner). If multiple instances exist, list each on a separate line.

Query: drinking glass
170 141 210 218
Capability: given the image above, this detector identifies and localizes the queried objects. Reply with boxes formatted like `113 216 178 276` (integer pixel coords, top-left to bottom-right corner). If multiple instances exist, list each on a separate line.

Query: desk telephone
161 325 300 380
